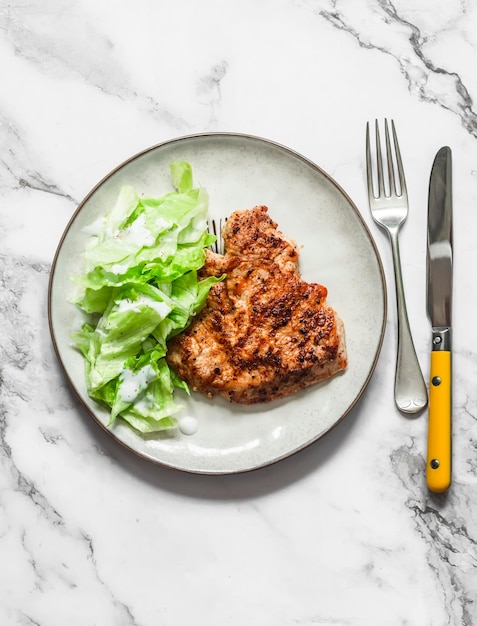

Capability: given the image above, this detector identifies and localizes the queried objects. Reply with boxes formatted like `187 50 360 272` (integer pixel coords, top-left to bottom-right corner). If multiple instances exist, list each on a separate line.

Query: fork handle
389 229 428 414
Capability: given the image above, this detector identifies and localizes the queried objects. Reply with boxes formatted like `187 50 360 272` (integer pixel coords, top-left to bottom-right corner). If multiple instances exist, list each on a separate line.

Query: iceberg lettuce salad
71 161 223 434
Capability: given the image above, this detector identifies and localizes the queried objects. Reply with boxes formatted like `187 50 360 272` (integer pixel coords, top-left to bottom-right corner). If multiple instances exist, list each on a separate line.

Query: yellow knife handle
426 350 452 492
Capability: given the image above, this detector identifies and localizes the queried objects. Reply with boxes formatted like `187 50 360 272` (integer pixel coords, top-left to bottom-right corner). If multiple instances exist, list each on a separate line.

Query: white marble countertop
2 1 477 624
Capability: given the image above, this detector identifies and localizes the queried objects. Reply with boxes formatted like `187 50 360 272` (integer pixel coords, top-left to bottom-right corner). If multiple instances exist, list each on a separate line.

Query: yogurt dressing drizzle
118 365 156 403
178 415 198 436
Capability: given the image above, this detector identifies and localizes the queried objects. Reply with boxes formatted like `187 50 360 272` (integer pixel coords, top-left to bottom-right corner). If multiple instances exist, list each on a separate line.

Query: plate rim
48 131 388 475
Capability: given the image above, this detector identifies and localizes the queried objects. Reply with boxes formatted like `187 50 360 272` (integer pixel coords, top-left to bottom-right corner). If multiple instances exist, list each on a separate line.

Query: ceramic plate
48 133 386 474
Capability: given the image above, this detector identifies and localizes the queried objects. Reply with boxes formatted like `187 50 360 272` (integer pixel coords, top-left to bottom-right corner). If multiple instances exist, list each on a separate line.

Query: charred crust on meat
166 206 347 404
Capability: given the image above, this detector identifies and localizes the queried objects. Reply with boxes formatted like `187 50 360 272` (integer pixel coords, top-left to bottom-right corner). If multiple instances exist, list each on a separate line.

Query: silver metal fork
366 119 427 414
208 218 226 255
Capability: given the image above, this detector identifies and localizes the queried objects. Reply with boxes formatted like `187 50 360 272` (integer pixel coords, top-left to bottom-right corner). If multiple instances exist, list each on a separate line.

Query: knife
426 146 453 493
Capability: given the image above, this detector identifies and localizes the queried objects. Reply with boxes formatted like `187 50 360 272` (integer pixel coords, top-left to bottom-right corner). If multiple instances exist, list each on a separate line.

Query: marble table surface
2 1 477 624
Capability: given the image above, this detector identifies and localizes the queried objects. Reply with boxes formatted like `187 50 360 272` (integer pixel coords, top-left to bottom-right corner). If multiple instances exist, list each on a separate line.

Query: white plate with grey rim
48 133 387 475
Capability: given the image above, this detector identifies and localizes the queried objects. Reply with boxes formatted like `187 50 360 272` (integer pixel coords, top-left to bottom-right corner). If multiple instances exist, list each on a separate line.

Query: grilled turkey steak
166 206 347 404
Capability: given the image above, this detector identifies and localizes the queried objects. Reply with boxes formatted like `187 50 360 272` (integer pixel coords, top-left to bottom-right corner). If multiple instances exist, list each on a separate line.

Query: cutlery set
366 119 453 493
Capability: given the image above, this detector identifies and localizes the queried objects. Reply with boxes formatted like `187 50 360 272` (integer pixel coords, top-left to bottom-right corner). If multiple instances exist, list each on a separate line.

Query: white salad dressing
178 415 198 436
121 214 155 247
119 365 156 403
132 393 154 414
115 294 171 318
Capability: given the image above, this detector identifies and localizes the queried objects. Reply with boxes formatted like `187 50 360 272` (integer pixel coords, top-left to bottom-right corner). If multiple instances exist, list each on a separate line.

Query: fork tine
212 219 219 253
384 119 395 196
208 218 226 255
365 122 375 198
391 119 408 199
208 219 218 254
218 218 226 254
208 220 216 253
375 120 385 198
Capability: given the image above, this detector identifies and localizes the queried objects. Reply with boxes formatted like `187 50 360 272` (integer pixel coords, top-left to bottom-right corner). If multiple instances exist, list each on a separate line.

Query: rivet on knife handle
426 337 452 492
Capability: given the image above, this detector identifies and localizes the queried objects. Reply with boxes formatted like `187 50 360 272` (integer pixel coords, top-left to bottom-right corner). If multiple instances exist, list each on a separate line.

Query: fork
366 119 428 414
208 218 226 255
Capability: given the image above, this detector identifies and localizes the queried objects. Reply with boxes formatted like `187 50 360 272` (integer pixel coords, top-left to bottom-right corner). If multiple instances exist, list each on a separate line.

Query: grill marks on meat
166 206 347 404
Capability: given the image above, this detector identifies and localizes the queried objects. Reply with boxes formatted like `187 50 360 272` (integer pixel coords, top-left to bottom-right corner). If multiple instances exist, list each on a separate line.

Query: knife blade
426 146 453 493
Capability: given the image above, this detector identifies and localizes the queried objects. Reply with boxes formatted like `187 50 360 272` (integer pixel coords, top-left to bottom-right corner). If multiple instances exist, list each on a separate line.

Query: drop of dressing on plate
178 415 198 436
